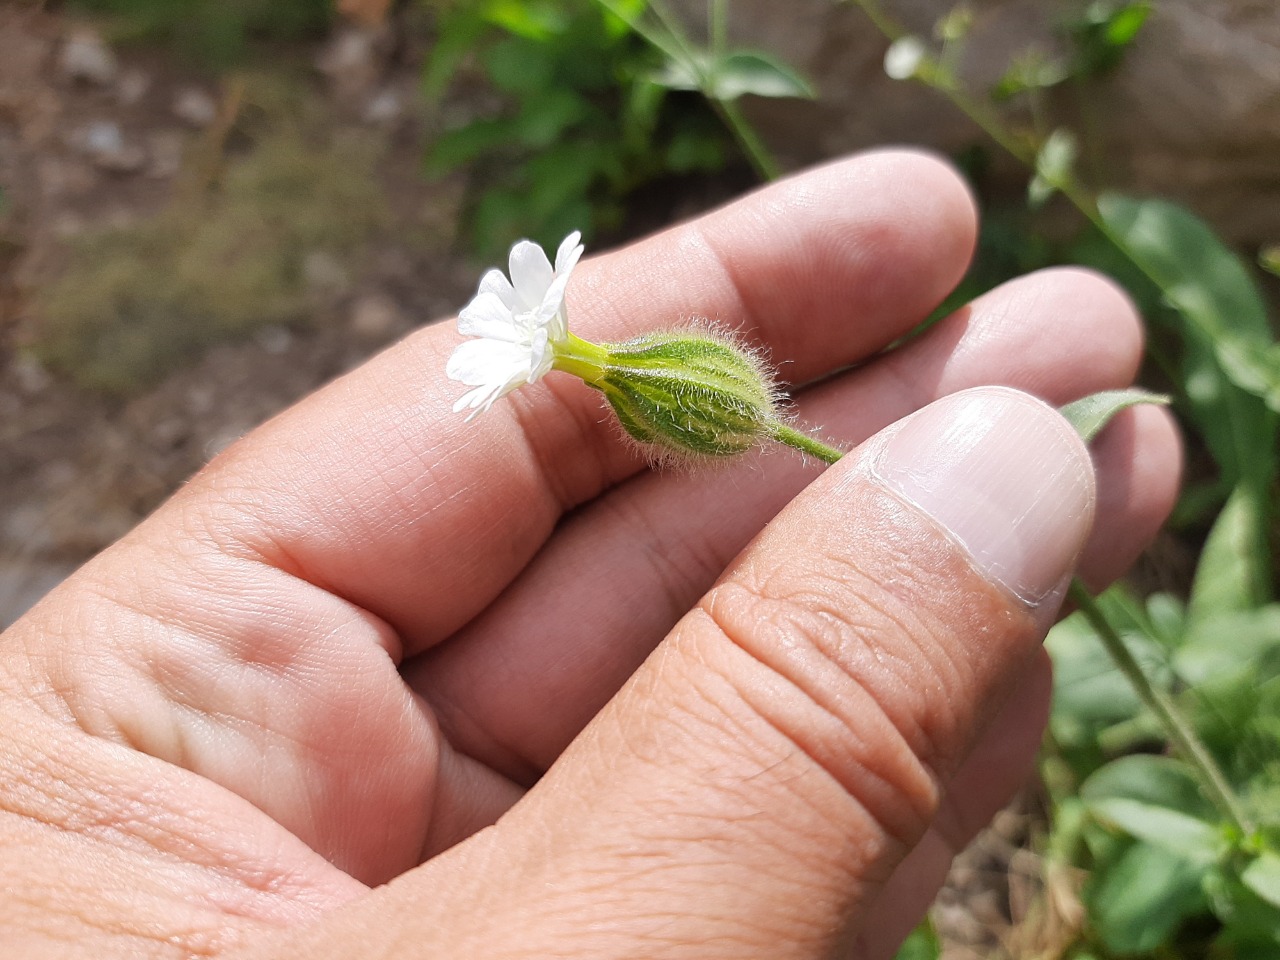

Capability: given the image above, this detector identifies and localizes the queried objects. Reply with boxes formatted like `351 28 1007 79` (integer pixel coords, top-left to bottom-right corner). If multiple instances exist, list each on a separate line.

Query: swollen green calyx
599 332 778 457
550 328 806 460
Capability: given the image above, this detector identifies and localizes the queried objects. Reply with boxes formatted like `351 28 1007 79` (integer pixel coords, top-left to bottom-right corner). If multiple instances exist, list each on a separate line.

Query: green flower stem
768 425 845 464
552 333 611 386
1067 580 1255 838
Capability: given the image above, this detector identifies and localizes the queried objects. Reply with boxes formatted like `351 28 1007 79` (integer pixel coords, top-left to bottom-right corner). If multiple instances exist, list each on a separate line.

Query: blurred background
1 1 1278 957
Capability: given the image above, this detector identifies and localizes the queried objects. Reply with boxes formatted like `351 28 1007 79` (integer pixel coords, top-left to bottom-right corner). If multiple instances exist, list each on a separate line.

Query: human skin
0 150 1180 958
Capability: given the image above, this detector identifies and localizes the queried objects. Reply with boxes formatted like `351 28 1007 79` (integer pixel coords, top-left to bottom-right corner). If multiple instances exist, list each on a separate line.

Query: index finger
173 150 978 653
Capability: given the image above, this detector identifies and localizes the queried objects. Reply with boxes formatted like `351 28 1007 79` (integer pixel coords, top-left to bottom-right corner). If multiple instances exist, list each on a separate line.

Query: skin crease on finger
0 149 1182 960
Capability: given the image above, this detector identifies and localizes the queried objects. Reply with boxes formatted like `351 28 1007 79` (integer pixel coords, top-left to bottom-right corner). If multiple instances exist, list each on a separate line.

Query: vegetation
422 0 812 255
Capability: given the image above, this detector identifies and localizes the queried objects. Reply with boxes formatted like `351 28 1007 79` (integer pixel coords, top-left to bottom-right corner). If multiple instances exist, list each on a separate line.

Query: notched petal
508 240 554 309
458 292 518 341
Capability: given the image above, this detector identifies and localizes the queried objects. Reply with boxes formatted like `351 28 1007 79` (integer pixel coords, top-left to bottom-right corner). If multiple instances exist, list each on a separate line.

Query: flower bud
592 331 781 458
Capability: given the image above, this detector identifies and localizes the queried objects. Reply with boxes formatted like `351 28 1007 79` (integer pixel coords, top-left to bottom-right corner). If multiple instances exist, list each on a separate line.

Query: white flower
447 231 584 418
884 35 928 80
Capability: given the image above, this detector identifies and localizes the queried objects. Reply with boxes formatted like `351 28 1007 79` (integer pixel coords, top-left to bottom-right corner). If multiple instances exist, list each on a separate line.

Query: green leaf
1105 3 1152 46
1087 797 1222 863
1029 128 1077 207
1089 842 1208 953
1188 484 1273 624
649 53 707 92
483 37 556 94
481 0 569 40
1204 869 1280 947
1080 755 1214 819
1097 194 1280 411
424 117 520 175
1176 604 1280 684
597 0 648 40
892 920 940 960
1261 244 1280 279
513 89 591 147
1059 388 1168 442
1242 852 1280 909
709 50 817 101
421 6 489 103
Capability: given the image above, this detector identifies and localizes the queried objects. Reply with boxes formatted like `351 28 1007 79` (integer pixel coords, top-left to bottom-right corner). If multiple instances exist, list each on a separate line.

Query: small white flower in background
447 230 584 418
884 35 928 80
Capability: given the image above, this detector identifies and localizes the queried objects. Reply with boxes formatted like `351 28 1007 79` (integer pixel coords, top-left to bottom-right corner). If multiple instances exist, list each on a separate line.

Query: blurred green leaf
710 50 816 100
1188 484 1275 624
1059 388 1167 442
1242 851 1280 909
1048 593 1169 734
1098 194 1280 412
650 52 709 91
1081 755 1214 819
1261 244 1280 278
513 88 592 147
653 49 815 101
425 117 520 175
933 5 974 43
1087 797 1222 862
1029 128 1077 207
1176 605 1280 685
484 37 557 93
1069 1 1151 76
1088 842 1208 953
482 0 570 39
994 48 1070 100
598 0 649 39
422 6 489 103
892 920 940 960
665 127 726 173
1205 869 1280 948
1102 2 1151 45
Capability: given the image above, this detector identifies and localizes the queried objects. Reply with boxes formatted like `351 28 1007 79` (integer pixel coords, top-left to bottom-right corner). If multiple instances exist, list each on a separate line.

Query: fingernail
870 387 1095 604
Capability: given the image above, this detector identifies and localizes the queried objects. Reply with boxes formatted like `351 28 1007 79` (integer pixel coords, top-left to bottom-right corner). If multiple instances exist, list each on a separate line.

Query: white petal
508 239 553 310
546 307 568 343
446 338 532 387
477 268 520 311
554 230 584 275
539 271 571 318
457 291 518 341
453 382 500 415
527 326 553 380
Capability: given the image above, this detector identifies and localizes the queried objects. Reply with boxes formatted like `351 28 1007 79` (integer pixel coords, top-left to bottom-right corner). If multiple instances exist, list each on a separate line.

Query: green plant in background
845 0 1280 955
422 0 813 257
67 0 333 68
33 79 387 394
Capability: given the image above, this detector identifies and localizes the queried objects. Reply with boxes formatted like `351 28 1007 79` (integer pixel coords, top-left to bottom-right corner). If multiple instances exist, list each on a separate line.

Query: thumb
275 386 1096 959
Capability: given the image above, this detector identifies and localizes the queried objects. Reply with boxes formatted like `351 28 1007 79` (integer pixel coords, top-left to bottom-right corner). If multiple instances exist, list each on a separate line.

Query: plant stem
552 333 611 386
1067 581 1255 837
769 425 845 464
713 97 782 181
595 0 782 182
710 0 727 58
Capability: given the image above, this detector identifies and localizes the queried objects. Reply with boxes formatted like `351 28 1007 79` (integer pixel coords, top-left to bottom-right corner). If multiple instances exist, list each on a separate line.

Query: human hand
0 151 1180 959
